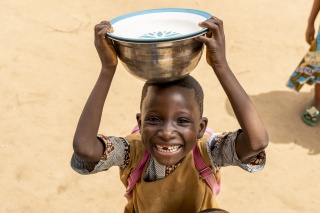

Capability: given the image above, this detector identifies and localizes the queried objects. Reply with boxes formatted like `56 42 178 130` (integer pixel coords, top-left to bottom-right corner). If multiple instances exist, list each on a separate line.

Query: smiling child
71 16 269 212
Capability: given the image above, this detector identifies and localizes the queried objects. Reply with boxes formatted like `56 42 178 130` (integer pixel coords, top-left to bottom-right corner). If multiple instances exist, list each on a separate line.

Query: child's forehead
145 85 197 104
141 84 202 116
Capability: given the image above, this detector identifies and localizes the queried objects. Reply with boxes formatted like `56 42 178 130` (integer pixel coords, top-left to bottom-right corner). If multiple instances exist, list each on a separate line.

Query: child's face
137 85 208 166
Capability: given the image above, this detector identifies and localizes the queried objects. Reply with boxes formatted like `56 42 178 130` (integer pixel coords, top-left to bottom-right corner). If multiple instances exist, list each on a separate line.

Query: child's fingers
198 16 224 40
100 21 114 33
105 36 114 45
94 21 114 35
94 21 115 46
211 16 224 34
195 35 211 45
306 35 314 45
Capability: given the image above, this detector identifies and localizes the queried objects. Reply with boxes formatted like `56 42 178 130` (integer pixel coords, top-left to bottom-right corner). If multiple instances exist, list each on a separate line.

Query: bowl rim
106 8 212 43
107 32 207 44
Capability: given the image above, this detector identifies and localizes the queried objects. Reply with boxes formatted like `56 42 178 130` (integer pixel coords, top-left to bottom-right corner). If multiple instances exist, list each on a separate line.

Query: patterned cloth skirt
287 28 320 92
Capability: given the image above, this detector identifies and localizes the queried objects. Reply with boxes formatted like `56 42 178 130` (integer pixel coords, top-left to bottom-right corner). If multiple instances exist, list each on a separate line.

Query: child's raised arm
196 17 269 161
73 21 117 163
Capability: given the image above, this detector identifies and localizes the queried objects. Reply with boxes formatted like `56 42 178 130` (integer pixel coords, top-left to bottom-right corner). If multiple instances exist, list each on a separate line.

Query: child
71 16 269 212
287 0 320 126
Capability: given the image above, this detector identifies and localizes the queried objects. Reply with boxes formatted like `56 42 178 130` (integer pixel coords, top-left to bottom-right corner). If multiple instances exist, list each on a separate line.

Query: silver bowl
110 35 205 83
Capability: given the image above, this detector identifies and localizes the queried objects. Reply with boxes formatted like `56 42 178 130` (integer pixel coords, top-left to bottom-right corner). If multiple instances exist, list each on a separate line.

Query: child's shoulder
197 134 213 164
125 133 142 143
124 133 146 160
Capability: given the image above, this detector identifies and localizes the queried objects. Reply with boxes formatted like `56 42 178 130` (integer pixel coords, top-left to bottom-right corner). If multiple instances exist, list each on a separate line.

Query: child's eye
146 117 160 123
177 118 191 124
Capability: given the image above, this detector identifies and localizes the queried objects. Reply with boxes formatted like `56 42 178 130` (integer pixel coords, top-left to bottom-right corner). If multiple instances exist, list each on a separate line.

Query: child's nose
157 122 176 140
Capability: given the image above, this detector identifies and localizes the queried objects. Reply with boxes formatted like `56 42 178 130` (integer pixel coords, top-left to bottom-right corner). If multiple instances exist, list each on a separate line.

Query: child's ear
136 113 141 128
198 117 208 139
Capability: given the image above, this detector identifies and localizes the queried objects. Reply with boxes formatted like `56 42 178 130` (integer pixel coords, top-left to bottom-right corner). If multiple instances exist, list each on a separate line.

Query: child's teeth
155 145 180 153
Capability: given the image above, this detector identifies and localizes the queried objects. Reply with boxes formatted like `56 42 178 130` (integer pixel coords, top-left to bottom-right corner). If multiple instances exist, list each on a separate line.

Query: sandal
302 105 319 126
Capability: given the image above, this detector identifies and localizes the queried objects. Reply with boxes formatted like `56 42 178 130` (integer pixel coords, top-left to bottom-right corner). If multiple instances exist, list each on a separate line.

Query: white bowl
106 8 212 82
107 8 211 42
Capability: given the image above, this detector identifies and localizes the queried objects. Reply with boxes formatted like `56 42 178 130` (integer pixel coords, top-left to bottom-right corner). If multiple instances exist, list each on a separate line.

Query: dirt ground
1 0 320 212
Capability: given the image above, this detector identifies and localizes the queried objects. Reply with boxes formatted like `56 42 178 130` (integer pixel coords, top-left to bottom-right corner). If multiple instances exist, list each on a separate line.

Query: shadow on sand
225 90 320 155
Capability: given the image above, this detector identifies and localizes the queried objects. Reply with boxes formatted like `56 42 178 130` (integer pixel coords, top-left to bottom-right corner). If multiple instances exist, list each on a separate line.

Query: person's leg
302 83 320 126
312 83 320 110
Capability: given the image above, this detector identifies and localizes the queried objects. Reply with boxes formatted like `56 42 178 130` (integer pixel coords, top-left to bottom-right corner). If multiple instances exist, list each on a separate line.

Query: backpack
124 126 220 200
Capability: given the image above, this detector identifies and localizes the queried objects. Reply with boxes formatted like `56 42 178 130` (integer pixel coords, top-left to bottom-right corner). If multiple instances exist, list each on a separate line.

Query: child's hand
196 17 227 70
306 24 315 45
94 21 118 69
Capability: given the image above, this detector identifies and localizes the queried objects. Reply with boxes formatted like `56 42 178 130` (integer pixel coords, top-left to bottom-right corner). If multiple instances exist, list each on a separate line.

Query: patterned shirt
71 130 266 181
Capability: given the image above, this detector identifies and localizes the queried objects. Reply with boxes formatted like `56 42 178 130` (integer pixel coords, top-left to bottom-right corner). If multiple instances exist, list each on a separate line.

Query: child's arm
196 17 269 161
73 21 118 163
306 0 320 44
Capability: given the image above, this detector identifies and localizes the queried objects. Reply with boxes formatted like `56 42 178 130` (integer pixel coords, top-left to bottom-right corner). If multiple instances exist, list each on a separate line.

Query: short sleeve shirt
71 130 266 180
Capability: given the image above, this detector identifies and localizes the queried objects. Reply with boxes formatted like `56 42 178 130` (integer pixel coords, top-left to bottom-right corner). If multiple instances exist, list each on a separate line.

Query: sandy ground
1 0 320 212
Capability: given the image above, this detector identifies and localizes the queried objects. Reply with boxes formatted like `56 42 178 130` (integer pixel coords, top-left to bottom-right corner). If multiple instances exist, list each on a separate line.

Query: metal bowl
110 35 204 83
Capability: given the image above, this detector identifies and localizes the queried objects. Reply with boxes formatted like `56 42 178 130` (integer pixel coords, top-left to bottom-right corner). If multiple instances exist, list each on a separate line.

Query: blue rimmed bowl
106 8 211 83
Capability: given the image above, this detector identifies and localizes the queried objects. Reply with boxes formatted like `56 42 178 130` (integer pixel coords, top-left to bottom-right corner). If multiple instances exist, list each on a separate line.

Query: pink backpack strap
124 149 150 200
124 125 145 200
125 126 219 199
193 145 220 196
204 127 214 135
193 128 221 197
131 125 140 134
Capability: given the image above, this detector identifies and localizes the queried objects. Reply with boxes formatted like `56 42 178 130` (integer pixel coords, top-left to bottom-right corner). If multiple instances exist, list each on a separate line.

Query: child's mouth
154 144 182 153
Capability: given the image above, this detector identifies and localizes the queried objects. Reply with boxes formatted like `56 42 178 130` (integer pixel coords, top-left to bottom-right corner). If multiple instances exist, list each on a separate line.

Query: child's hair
140 75 204 116
199 208 229 213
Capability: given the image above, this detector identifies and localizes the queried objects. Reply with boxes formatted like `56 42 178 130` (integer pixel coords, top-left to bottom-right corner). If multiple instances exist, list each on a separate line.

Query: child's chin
153 155 184 166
